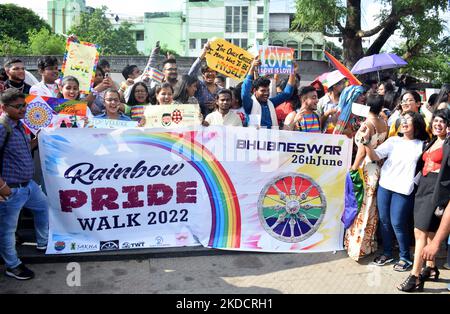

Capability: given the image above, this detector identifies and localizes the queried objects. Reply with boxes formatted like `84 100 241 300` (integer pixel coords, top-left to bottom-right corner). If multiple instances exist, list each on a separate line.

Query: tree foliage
28 28 66 55
0 4 51 43
0 36 29 56
68 7 140 55
393 36 450 84
292 0 449 67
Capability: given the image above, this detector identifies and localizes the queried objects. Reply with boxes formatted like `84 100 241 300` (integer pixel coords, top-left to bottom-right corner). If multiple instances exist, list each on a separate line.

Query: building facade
46 0 325 60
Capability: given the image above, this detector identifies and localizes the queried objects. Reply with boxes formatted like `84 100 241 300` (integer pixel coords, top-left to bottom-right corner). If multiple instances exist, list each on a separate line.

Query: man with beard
317 70 346 133
3 59 31 94
241 56 296 129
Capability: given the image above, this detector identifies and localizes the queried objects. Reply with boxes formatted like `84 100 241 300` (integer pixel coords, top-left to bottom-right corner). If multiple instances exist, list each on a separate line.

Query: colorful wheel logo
25 102 53 129
257 173 327 243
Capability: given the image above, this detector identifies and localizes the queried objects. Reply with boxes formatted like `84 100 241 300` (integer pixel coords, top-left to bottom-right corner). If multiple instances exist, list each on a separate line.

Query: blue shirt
0 116 34 184
95 112 132 121
241 75 294 128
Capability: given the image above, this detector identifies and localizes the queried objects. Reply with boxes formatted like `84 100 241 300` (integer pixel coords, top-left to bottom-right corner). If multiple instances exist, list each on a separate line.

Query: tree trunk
365 19 399 56
342 0 364 68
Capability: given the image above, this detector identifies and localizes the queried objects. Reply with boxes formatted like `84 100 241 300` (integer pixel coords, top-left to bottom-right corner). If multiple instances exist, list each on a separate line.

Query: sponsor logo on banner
100 240 119 251
76 243 99 251
54 241 66 251
121 241 145 249
70 242 77 250
152 236 168 247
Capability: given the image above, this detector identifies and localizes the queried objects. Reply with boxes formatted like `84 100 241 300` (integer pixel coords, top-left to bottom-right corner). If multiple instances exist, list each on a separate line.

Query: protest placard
205 38 254 81
23 95 89 133
259 46 294 75
61 39 100 94
143 104 201 128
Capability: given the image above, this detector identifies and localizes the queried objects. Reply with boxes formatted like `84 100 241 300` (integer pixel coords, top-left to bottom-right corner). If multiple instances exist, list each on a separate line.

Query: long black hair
174 75 199 104
127 82 150 106
401 110 429 141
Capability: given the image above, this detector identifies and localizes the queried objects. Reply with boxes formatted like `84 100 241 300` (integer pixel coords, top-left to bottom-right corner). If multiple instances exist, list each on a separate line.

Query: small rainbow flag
144 67 164 83
324 51 362 86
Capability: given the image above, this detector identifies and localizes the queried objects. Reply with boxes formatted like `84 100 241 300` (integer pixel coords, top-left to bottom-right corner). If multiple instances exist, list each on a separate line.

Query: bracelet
0 182 7 191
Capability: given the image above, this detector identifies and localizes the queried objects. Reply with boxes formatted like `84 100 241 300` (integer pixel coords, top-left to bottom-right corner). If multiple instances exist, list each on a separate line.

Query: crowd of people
0 40 449 292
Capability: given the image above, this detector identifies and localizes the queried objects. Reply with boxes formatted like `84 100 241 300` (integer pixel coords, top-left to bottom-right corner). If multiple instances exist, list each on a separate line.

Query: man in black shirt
3 59 31 94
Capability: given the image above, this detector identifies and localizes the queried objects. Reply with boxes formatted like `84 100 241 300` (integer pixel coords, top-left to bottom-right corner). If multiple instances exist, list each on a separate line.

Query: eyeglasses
6 103 27 110
165 68 177 72
401 98 416 104
105 98 120 103
400 117 413 124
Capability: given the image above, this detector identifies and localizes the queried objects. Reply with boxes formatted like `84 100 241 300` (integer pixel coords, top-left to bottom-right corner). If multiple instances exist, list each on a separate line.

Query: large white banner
39 127 352 254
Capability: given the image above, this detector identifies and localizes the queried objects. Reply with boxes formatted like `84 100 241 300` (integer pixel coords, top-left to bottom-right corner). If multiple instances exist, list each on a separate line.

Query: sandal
372 255 394 266
420 266 440 281
393 260 412 272
397 274 424 292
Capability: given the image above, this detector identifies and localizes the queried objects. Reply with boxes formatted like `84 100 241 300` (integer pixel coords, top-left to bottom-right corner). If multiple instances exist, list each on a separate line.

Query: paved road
1 250 449 294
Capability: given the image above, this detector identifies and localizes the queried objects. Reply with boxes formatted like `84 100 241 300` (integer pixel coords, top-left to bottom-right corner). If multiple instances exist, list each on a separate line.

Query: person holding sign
95 89 131 121
203 89 242 127
283 86 320 133
188 42 222 117
241 56 296 129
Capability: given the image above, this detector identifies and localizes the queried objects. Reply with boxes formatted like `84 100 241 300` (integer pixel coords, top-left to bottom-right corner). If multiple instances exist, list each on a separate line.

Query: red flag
324 51 362 86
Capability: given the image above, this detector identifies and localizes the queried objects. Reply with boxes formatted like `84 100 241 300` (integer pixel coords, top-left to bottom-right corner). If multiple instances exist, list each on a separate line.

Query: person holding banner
242 56 296 129
29 56 60 98
154 83 176 105
95 89 131 121
345 95 388 261
203 89 242 127
283 86 320 133
0 89 49 280
124 82 151 122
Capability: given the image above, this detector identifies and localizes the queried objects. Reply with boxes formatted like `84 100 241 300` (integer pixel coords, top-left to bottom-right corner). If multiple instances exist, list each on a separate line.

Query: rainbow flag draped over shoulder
333 85 365 134
324 51 362 86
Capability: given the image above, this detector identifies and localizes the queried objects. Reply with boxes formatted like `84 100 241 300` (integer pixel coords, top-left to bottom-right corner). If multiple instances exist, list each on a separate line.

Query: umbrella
351 53 407 81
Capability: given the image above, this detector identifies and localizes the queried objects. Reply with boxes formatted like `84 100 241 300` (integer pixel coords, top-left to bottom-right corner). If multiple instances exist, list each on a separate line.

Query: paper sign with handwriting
61 39 99 94
205 38 254 82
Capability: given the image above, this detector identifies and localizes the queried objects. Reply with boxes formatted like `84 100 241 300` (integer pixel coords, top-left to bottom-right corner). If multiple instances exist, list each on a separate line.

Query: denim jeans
377 185 414 263
0 180 49 268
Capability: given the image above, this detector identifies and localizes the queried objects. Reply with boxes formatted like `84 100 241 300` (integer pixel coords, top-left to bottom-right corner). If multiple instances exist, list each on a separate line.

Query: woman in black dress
398 108 450 292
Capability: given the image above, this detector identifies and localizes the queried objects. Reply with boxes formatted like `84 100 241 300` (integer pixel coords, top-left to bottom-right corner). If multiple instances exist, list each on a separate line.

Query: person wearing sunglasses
0 89 49 281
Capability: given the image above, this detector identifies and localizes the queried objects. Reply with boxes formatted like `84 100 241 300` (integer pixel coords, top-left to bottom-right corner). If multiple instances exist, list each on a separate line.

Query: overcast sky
1 0 448 51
